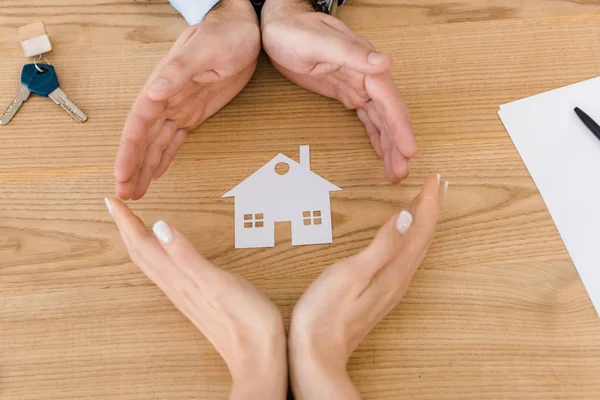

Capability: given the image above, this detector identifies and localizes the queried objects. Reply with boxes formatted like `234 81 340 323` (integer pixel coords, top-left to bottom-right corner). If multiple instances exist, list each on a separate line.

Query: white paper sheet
498 76 600 317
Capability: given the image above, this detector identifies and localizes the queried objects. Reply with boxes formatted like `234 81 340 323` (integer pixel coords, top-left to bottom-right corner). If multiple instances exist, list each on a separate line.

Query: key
1 86 30 125
0 64 38 125
26 64 87 123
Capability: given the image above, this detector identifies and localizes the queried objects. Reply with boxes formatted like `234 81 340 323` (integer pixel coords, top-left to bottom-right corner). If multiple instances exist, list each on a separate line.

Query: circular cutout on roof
275 162 290 175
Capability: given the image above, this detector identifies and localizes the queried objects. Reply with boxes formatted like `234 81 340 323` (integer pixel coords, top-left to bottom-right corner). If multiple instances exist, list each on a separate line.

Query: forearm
230 379 287 400
229 365 288 400
229 336 289 400
289 349 361 400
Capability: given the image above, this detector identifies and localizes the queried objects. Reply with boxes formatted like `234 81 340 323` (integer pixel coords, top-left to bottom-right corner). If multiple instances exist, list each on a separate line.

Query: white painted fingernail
444 181 449 195
436 174 441 185
153 220 173 244
396 211 413 234
104 198 114 217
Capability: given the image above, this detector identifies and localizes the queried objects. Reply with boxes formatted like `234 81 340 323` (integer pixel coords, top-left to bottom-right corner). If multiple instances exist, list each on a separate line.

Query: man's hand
288 176 447 400
261 2 417 183
115 0 260 200
105 198 288 399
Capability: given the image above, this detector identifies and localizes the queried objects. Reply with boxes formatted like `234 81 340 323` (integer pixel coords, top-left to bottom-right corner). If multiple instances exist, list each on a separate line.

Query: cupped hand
288 175 447 400
115 3 260 200
261 5 416 183
105 198 287 399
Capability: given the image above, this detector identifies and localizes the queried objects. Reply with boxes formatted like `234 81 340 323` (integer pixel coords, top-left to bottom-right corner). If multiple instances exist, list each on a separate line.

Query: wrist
261 0 314 28
171 0 258 26
289 348 359 400
230 334 288 399
204 0 259 24
289 334 359 400
230 376 286 400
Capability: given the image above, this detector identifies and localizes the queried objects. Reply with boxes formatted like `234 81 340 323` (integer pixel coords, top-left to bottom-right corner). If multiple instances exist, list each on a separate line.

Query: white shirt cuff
169 0 221 25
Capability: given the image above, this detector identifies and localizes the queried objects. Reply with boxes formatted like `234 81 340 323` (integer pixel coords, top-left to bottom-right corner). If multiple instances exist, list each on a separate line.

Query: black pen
574 107 600 142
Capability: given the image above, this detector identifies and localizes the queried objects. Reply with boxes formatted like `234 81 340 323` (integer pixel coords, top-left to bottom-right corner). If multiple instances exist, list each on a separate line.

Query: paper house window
244 213 264 228
303 210 322 226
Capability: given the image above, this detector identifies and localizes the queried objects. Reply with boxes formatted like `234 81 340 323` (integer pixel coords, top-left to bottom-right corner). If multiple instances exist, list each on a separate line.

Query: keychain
1 21 88 125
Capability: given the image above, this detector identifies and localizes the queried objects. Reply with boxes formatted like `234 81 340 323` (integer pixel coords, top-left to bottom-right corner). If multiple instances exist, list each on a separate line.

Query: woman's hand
287 175 448 400
105 199 287 399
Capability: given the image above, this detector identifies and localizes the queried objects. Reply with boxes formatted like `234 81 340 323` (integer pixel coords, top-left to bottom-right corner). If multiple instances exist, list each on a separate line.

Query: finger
355 210 412 275
357 109 383 157
116 172 139 201
439 178 449 206
359 175 444 303
153 24 199 79
336 67 369 100
151 219 224 291
381 175 444 283
318 13 359 37
315 35 392 75
105 198 218 332
308 62 342 76
114 128 144 187
383 147 401 184
105 198 172 270
132 120 179 200
334 78 369 109
404 175 444 248
115 95 163 183
115 98 165 200
366 73 417 159
146 29 216 101
362 175 443 274
364 101 384 138
153 129 187 181
318 14 379 54
390 146 410 181
352 211 414 325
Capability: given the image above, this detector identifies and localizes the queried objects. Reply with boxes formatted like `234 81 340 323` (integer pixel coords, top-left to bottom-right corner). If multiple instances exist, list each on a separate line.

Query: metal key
0 64 37 125
26 64 87 123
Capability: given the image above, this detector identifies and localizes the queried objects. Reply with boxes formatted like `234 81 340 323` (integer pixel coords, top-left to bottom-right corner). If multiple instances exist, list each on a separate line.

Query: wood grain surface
2 1 600 399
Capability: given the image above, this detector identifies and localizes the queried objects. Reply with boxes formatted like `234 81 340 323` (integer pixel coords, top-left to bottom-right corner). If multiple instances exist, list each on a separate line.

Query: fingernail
396 211 413 234
153 220 173 244
368 52 389 65
444 181 449 195
437 174 441 185
149 78 170 92
104 198 114 217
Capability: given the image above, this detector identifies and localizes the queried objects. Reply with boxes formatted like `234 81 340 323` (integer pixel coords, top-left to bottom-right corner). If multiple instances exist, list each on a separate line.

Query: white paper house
223 146 342 248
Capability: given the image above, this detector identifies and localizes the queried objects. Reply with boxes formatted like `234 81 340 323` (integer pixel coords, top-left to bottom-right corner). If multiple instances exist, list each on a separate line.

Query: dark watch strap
251 0 343 15
313 0 339 15
251 0 264 15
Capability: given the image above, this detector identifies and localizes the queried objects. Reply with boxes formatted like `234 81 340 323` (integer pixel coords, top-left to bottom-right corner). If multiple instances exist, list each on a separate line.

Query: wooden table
2 1 600 399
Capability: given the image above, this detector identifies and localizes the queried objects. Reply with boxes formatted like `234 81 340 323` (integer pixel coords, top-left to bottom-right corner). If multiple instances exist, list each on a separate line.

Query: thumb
151 220 222 281
317 37 392 75
356 174 444 270
146 43 219 101
352 209 413 278
146 54 196 101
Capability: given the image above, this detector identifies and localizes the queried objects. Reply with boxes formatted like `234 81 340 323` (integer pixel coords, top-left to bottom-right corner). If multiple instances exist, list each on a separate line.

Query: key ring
33 54 51 73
